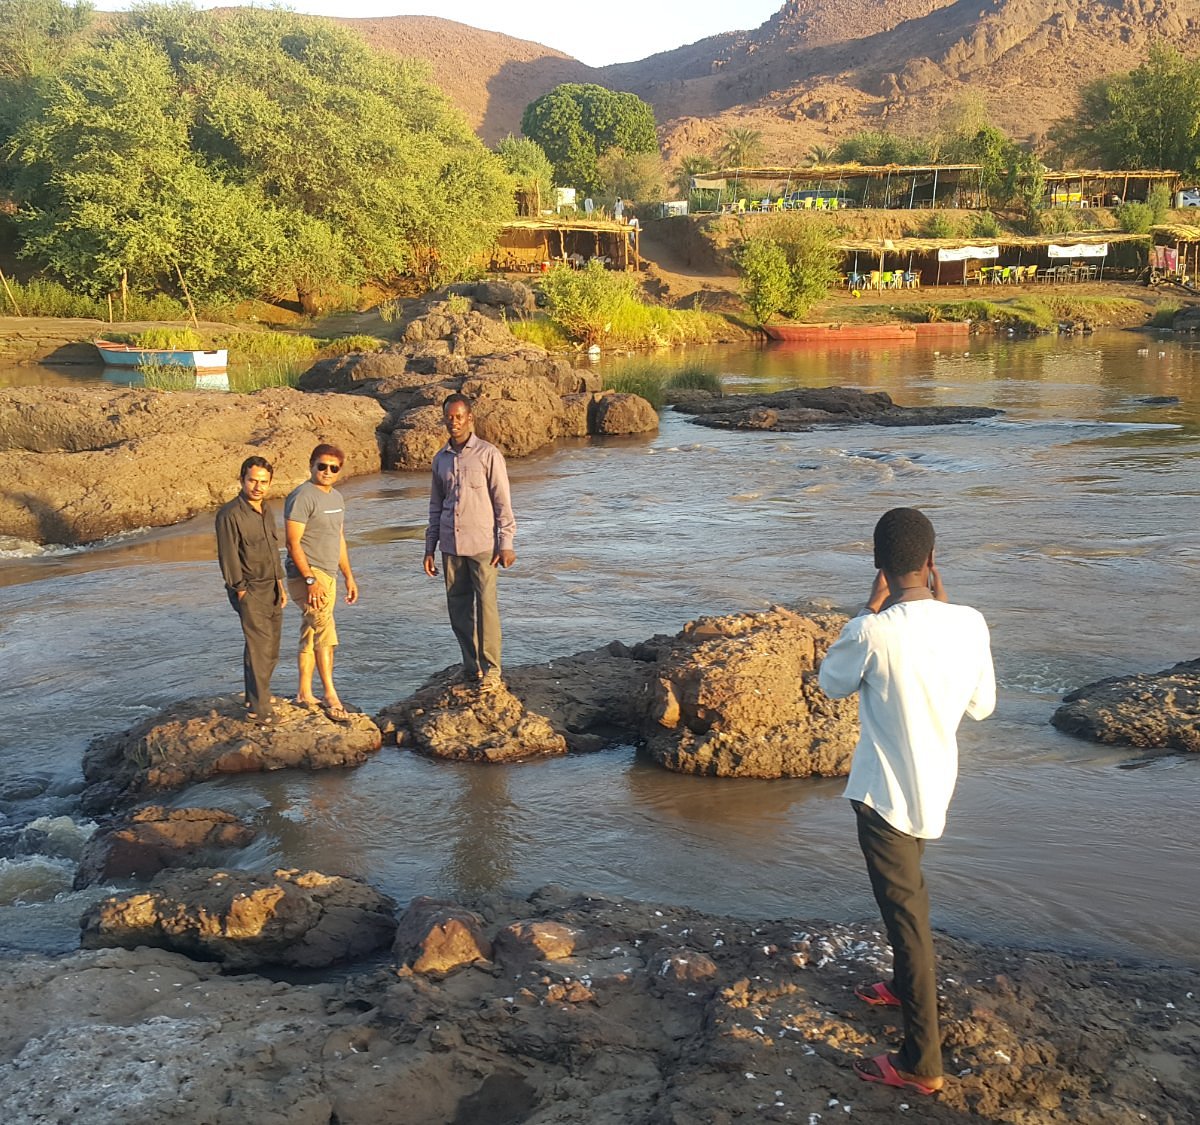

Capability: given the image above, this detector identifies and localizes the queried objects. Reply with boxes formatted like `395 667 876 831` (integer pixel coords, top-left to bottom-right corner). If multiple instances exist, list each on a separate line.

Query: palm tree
805 143 835 166
719 127 764 169
672 153 716 197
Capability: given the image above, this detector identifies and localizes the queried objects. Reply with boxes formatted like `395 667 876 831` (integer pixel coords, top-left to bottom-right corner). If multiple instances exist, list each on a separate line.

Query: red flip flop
853 1053 942 1095
854 980 902 1007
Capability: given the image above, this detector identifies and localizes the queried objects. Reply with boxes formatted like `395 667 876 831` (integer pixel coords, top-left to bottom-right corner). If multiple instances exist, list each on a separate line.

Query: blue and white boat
94 339 228 370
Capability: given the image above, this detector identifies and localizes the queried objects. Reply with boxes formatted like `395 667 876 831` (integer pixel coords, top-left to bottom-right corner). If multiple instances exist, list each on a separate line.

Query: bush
1115 201 1154 233
508 314 573 350
970 212 1001 237
737 238 793 324
923 213 959 238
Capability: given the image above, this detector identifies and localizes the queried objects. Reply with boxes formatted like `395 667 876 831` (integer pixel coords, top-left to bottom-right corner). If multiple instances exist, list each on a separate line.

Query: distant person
614 198 625 222
285 444 359 721
584 197 594 215
423 394 516 689
215 456 287 724
818 507 995 1097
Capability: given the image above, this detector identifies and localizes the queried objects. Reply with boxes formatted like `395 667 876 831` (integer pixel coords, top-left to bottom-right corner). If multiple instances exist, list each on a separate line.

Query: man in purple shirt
424 394 517 688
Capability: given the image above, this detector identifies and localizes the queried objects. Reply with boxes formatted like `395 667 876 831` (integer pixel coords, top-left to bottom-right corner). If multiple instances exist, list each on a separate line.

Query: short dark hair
442 393 472 415
873 507 935 574
240 455 273 479
309 443 345 466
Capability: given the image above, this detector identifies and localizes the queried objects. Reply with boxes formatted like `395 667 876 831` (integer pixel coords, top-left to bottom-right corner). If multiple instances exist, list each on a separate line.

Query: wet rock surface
74 806 257 888
674 384 1001 431
81 695 383 810
80 867 398 969
377 675 568 763
1 889 1194 1124
393 896 493 975
0 386 384 545
1051 658 1200 755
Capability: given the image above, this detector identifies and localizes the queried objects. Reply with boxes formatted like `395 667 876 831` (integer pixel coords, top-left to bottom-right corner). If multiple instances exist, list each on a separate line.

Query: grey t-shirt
284 481 345 577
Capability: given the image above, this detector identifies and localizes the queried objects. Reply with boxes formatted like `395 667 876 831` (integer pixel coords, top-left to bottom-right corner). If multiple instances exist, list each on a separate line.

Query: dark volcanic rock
80 867 397 968
81 695 383 810
73 806 258 888
1052 658 1200 754
393 896 493 975
674 385 1000 431
377 676 567 763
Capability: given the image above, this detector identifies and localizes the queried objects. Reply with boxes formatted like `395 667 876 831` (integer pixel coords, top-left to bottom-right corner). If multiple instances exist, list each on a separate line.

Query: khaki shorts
288 567 338 654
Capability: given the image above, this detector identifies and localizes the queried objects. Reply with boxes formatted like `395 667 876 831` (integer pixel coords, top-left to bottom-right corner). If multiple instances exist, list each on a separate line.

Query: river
1 332 1197 968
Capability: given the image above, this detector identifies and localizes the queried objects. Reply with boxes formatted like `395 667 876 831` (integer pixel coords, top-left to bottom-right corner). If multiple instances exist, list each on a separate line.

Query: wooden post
175 262 199 328
120 269 128 320
0 266 22 316
107 293 113 322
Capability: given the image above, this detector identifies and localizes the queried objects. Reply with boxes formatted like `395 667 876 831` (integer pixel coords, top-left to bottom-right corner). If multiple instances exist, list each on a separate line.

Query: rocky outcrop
643 606 857 777
73 806 257 889
674 385 1001 432
1051 659 1200 755
298 284 658 470
81 695 383 811
393 896 493 975
0 385 385 546
377 675 568 763
377 605 856 777
80 867 398 969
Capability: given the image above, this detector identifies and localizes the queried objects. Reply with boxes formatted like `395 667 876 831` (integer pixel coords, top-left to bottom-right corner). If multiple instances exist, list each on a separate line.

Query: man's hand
929 563 948 602
865 569 890 614
492 548 516 569
278 581 288 609
236 589 246 601
307 584 326 610
423 553 438 577
344 575 359 605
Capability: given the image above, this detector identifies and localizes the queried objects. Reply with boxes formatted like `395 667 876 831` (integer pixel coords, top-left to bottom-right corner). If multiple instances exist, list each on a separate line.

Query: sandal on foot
853 1053 942 1095
246 712 275 727
291 697 321 712
855 981 902 1008
322 702 353 723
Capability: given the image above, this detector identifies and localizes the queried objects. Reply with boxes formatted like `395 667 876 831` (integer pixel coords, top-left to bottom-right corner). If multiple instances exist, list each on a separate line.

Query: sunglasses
314 462 341 473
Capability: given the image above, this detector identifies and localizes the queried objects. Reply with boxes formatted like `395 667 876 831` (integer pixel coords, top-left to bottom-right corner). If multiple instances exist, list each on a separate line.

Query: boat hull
94 340 229 370
762 322 970 343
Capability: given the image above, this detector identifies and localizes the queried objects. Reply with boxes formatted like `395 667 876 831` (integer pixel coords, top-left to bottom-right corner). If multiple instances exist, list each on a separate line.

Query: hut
1042 170 1180 209
490 218 640 273
1148 224 1200 285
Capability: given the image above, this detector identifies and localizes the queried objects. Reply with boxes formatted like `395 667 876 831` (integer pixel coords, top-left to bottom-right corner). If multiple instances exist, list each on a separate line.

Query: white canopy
1048 243 1109 258
937 244 999 262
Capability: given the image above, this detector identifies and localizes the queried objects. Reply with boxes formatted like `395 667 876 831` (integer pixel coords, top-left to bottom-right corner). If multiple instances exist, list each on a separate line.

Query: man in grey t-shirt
285 444 358 721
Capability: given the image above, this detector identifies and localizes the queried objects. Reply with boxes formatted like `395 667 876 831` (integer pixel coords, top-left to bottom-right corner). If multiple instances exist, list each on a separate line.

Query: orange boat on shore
761 321 971 343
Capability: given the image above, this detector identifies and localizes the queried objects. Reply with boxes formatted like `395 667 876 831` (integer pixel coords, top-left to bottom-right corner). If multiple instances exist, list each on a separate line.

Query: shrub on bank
602 359 723 409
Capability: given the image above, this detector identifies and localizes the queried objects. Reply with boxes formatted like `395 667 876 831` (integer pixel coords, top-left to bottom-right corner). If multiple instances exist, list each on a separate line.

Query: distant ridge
345 2 1200 159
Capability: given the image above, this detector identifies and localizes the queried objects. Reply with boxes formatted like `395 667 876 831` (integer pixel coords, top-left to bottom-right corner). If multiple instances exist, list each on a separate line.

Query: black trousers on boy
853 799 942 1078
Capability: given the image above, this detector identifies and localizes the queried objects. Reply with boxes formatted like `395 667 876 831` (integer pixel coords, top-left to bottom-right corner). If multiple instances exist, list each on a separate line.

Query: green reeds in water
138 360 201 391
602 359 723 409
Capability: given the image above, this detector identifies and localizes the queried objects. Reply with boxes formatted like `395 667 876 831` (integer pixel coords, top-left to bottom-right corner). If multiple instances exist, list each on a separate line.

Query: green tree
736 218 842 323
671 153 715 197
521 83 657 195
497 134 554 215
719 126 764 168
834 131 933 165
737 238 792 323
596 147 665 205
1051 44 1200 174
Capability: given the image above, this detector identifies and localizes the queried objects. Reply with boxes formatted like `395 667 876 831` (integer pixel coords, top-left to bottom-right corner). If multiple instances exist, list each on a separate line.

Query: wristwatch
304 576 316 586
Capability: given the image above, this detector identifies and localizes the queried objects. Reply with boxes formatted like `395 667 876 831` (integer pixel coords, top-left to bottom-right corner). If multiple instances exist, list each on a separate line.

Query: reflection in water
442 767 519 897
1 331 1198 965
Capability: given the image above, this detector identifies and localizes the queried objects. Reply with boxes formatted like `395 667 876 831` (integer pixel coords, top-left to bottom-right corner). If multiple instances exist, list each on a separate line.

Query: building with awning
1148 224 1200 283
490 218 640 272
832 233 1147 287
1043 170 1180 208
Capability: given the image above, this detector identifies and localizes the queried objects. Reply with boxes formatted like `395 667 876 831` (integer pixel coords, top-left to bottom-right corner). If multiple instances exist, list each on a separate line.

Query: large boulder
74 806 257 888
0 386 385 546
81 695 383 810
80 867 397 968
378 676 567 763
642 606 859 778
1051 658 1200 754
393 896 493 975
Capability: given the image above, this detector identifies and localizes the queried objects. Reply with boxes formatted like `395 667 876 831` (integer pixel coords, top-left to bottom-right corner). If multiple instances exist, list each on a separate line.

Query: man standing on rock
216 456 288 724
818 507 995 1098
285 444 358 721
424 394 517 689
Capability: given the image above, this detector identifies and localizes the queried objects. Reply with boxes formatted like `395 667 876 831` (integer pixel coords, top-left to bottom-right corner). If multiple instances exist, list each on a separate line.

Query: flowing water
1 332 1198 967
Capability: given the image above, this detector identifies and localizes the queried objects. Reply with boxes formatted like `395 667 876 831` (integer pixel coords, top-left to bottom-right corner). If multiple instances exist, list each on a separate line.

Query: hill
349 3 1200 161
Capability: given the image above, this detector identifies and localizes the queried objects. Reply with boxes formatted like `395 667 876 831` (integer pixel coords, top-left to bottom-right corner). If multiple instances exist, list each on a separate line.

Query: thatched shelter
491 219 640 272
1042 170 1180 208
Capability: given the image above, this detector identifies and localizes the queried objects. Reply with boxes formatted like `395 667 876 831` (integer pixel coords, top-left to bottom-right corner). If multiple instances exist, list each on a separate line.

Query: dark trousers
228 584 283 718
853 800 942 1078
443 552 501 677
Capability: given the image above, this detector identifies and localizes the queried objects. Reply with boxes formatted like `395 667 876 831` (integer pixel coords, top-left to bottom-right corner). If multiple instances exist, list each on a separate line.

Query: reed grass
602 359 723 409
1148 302 1181 328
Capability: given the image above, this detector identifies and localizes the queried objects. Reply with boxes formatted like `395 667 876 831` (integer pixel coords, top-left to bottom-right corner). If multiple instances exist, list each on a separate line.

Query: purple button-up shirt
426 433 516 558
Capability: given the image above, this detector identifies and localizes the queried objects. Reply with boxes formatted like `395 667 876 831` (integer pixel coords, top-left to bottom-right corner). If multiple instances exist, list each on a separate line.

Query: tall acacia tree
521 83 657 195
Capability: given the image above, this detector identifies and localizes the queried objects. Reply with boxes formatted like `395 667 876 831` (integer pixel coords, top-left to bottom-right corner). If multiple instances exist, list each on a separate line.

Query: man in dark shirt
216 456 287 723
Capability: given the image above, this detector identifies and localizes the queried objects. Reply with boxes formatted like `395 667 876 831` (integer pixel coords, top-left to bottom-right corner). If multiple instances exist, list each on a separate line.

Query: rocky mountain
349 2 1200 160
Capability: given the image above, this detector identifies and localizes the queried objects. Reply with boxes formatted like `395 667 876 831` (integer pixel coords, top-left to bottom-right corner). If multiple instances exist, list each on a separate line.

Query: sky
88 1 784 68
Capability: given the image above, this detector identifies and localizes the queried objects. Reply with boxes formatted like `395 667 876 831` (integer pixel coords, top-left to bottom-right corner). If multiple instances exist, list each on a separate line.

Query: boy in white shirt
819 507 996 1096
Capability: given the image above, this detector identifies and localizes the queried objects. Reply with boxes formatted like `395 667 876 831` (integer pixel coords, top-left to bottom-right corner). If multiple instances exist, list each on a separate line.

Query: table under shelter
689 163 988 211
1042 170 1180 208
833 233 1148 289
491 219 640 273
